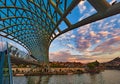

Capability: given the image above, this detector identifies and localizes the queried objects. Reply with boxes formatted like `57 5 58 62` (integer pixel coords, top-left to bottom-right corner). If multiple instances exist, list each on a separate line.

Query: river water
13 70 120 84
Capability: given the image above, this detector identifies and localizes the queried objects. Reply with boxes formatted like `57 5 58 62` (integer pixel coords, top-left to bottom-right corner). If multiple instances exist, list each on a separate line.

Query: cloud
71 35 76 38
95 40 101 43
101 36 120 46
118 19 120 23
90 8 96 13
98 31 109 37
49 50 94 63
73 14 120 56
95 19 105 28
78 1 86 13
66 44 74 49
109 0 116 5
68 57 94 63
50 50 75 62
76 38 91 50
77 24 91 34
56 31 74 40
90 31 96 37
49 50 112 63
110 18 117 23
93 36 120 53
79 13 91 21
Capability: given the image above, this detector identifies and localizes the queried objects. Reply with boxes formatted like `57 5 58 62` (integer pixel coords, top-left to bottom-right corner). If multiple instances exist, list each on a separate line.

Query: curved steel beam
0 0 120 63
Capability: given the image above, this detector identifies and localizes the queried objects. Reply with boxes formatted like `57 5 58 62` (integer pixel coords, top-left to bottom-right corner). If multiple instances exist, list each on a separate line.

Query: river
13 70 120 84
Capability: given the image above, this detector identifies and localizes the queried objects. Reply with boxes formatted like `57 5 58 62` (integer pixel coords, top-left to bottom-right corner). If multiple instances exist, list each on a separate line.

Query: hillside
107 57 120 64
104 57 120 70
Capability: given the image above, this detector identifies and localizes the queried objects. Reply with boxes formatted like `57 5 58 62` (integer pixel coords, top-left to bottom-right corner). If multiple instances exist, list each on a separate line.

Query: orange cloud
99 31 109 37
94 36 120 53
49 50 94 63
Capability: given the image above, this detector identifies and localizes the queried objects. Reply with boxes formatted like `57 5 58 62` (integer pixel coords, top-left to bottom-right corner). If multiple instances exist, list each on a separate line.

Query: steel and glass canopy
0 0 120 63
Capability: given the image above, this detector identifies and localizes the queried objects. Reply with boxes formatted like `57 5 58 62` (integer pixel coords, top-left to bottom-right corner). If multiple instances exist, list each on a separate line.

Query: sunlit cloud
50 50 74 62
94 36 120 53
76 38 91 51
77 24 91 34
49 50 94 63
98 31 109 37
90 31 96 37
49 50 115 63
78 1 86 14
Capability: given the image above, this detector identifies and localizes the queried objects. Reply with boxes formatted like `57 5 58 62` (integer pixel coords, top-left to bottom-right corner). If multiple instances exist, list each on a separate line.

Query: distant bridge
11 56 40 66
7 43 40 66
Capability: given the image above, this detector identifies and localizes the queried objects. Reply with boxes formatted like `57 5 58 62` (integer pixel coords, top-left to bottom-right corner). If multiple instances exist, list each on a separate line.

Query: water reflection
27 76 41 84
13 70 120 84
40 76 50 84
27 76 51 84
89 73 104 84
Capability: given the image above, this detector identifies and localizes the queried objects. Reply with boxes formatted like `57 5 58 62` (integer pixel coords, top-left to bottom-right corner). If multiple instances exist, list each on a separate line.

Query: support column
0 42 13 84
0 52 5 84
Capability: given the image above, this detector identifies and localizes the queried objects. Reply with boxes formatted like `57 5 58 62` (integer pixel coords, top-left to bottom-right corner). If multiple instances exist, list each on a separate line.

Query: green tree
87 60 100 70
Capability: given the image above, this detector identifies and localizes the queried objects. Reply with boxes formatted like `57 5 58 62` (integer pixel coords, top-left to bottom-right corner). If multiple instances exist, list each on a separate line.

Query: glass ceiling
0 0 120 62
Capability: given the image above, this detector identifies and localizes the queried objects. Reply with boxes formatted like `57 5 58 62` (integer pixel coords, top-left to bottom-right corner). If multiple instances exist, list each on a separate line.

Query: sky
49 0 120 63
0 0 120 63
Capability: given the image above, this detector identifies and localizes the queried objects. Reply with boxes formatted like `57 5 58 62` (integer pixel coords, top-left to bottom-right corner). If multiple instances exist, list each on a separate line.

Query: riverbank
13 67 85 76
13 69 105 76
12 64 105 76
14 72 84 76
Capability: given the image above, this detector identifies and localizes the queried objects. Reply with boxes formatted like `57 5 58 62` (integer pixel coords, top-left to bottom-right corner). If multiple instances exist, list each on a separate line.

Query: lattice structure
0 0 120 62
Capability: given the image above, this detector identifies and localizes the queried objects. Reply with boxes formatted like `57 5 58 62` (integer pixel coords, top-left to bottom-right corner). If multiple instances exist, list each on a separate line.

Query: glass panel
59 21 68 31
67 0 97 24
55 29 59 35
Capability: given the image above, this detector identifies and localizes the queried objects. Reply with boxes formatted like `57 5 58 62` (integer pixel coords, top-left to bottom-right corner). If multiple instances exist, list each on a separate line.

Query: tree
87 60 100 70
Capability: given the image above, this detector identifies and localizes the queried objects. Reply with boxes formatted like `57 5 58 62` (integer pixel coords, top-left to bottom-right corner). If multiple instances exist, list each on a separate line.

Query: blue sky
49 0 120 63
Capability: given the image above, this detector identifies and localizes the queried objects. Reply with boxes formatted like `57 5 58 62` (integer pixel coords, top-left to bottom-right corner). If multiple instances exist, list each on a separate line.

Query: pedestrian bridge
8 44 40 66
0 0 120 63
